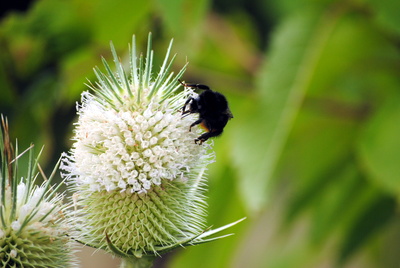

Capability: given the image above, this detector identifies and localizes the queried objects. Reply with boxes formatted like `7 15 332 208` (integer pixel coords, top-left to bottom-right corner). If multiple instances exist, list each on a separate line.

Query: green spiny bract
0 117 77 268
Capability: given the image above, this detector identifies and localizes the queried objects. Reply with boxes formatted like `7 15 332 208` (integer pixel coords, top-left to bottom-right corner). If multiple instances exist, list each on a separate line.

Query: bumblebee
179 80 233 144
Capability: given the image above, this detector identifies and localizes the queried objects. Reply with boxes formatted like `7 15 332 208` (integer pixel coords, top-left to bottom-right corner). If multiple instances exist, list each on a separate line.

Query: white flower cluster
62 90 211 194
2 181 63 235
58 36 243 261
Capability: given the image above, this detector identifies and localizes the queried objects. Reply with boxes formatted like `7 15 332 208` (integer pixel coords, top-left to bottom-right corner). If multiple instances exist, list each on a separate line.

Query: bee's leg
189 119 203 132
181 98 193 115
195 129 223 144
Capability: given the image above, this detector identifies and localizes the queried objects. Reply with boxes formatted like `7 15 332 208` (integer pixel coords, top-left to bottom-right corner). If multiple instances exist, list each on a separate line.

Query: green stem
120 256 155 268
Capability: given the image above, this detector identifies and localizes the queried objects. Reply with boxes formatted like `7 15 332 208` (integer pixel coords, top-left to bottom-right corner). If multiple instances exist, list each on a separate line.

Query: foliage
1 0 400 267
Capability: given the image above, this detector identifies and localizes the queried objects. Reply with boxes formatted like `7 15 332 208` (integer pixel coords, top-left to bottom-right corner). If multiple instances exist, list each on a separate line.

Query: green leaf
358 97 400 193
154 0 209 38
88 0 152 45
338 194 396 263
365 0 400 36
230 7 341 213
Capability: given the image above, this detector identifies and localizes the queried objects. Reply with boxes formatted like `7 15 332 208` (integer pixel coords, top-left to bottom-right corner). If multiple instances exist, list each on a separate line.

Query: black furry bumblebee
179 80 233 144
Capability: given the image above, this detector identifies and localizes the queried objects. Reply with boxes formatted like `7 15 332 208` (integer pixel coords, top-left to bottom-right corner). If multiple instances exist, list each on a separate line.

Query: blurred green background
1 0 400 267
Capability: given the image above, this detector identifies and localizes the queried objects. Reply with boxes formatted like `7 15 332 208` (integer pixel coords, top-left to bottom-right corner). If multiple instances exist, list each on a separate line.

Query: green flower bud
0 117 77 268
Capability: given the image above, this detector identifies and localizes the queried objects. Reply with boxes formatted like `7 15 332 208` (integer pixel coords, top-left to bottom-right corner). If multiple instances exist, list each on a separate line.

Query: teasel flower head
0 116 77 267
60 33 244 266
